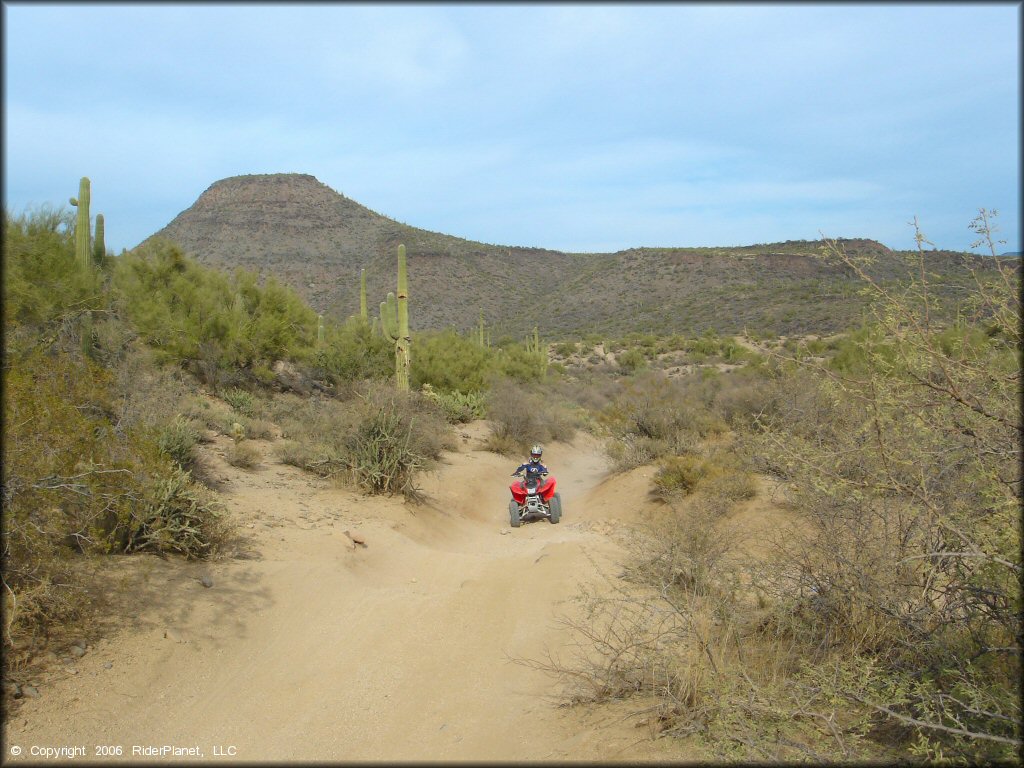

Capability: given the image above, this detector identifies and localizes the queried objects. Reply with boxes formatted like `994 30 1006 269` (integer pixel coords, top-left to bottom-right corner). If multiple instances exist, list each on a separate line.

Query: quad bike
509 472 562 527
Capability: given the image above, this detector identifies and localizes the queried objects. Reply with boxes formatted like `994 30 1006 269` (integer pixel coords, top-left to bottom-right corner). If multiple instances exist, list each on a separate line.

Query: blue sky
3 2 1020 255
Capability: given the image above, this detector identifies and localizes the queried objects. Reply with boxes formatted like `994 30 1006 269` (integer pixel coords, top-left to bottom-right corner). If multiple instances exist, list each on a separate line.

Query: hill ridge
142 173 990 338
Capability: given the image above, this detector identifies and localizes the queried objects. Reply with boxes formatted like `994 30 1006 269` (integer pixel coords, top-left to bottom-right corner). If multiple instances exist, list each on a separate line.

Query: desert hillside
144 173 1002 339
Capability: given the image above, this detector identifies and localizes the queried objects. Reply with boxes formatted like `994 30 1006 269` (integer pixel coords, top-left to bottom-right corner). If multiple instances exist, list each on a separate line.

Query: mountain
145 174 574 336
142 173 1002 339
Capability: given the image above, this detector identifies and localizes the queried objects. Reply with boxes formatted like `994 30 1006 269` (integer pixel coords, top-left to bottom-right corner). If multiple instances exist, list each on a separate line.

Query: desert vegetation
519 212 1021 762
1 199 557 655
3 190 1018 762
5 200 458 637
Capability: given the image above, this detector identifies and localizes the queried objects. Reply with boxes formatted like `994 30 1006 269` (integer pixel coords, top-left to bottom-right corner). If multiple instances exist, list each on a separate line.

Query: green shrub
702 464 758 502
494 342 548 383
156 415 201 471
221 387 255 416
3 207 106 331
264 385 448 499
653 454 721 498
804 337 828 355
113 240 318 381
344 396 427 498
123 466 226 558
2 212 233 647
412 329 494 393
312 316 393 383
185 398 237 436
420 384 486 423
743 225 1022 761
825 324 897 375
552 341 578 357
687 330 723 357
617 347 647 373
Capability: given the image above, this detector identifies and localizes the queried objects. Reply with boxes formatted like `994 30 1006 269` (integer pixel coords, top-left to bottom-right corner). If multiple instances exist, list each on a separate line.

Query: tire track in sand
3 425 699 763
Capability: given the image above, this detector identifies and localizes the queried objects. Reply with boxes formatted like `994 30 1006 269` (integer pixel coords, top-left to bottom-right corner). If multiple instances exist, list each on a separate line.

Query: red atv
509 472 562 527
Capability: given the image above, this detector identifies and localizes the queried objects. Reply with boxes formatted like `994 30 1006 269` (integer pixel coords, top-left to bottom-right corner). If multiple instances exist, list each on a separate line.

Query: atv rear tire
509 499 521 528
549 493 562 524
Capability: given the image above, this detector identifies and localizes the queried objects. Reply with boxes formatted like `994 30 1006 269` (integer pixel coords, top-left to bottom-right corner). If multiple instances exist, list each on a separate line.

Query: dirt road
3 424 699 763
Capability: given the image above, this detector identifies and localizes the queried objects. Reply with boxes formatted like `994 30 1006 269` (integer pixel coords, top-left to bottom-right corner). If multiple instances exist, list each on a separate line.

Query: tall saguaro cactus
359 268 368 322
476 309 490 347
379 244 411 391
69 177 91 268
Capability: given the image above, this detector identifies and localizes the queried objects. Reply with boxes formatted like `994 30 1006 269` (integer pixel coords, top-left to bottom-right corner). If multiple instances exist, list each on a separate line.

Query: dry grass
258 383 452 500
483 378 577 455
225 441 262 468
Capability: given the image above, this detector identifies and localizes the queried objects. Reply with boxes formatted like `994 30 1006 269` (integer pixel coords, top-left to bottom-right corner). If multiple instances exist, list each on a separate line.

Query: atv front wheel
509 499 521 528
549 493 562 524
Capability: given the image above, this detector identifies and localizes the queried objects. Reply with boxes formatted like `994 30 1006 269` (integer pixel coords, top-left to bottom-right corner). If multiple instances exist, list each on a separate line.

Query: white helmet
530 444 543 462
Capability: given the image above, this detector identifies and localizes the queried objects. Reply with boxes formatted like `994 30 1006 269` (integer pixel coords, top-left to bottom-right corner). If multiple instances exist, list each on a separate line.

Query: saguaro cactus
317 314 325 346
528 326 540 354
476 309 488 347
92 213 105 264
527 326 547 379
379 245 410 391
359 268 368 322
69 177 91 268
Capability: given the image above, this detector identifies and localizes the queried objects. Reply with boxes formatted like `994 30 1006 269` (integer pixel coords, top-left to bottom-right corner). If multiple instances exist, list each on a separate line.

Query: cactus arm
92 213 105 263
379 300 391 340
380 293 398 342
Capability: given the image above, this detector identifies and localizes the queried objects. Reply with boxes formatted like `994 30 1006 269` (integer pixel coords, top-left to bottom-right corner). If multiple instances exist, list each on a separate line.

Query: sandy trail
4 424 698 763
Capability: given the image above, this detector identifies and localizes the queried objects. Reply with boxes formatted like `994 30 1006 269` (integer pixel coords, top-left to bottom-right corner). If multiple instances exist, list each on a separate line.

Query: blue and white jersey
514 461 549 478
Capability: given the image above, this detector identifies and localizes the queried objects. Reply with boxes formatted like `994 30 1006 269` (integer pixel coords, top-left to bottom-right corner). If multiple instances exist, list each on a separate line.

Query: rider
512 444 549 481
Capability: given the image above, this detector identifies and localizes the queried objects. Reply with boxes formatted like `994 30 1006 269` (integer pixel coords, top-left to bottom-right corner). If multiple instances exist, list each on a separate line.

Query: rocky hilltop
143 173 991 338
146 174 574 335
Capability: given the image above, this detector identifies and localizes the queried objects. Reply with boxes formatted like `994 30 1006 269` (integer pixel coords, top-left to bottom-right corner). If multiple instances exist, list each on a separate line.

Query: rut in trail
3 426 699 763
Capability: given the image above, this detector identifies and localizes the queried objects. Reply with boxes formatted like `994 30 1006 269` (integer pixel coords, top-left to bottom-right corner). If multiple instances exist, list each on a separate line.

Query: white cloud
3 3 1018 255
312 12 471 97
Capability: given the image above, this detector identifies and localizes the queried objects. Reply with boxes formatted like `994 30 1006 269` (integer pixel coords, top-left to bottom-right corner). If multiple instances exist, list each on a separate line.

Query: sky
2 2 1020 255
